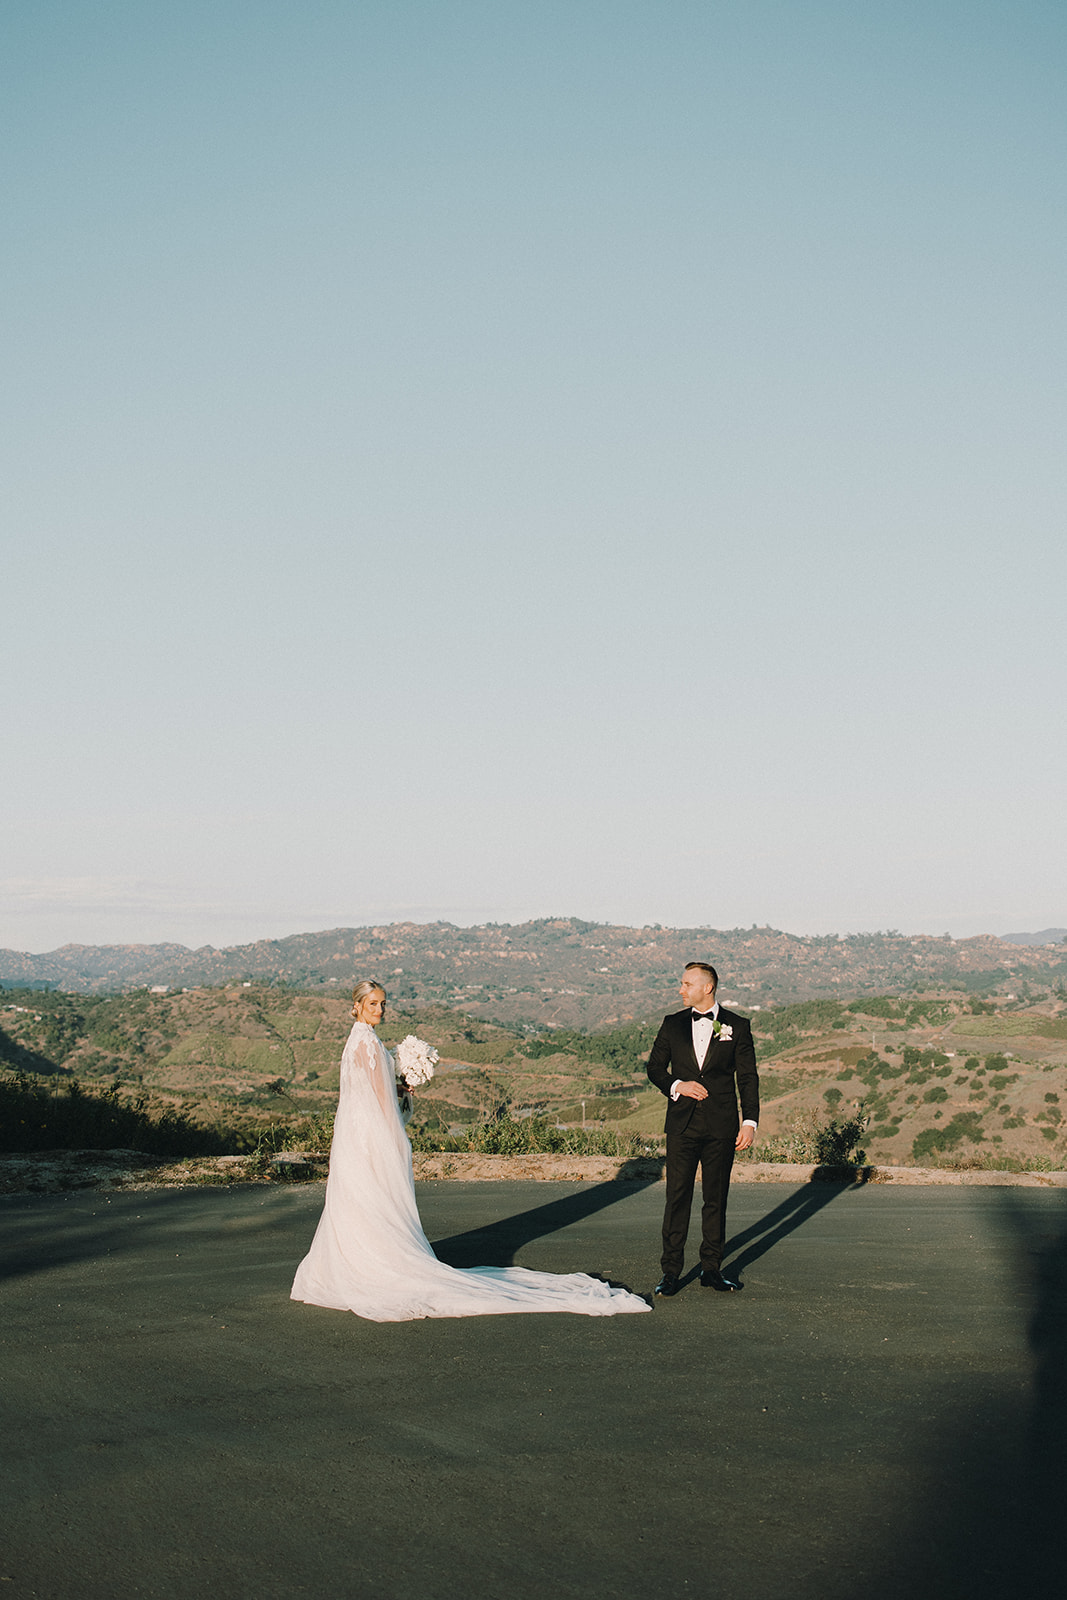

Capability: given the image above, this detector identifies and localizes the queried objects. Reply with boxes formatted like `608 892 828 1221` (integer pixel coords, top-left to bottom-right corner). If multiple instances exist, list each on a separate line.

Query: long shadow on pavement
430 1168 662 1269
723 1172 866 1278
431 1168 861 1279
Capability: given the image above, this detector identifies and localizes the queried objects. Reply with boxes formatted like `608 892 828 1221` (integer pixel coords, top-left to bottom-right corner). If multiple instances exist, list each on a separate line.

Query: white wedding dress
291 1022 650 1321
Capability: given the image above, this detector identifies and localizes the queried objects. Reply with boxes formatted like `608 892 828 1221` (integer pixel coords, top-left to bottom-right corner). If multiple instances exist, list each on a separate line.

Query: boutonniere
713 1021 733 1042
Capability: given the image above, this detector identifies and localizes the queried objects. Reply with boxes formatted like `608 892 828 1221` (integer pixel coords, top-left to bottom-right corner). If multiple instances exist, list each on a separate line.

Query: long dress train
291 1022 650 1321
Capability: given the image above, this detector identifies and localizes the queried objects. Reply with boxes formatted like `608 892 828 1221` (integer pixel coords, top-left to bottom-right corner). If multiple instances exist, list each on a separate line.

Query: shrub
923 1085 949 1104
749 1109 867 1168
846 997 898 1018
521 1022 657 1069
409 1115 659 1159
911 1112 985 1163
857 1057 905 1083
812 1113 868 1165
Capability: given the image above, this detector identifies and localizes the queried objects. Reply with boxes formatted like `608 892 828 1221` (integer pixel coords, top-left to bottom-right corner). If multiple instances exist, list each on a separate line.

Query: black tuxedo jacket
646 1006 759 1138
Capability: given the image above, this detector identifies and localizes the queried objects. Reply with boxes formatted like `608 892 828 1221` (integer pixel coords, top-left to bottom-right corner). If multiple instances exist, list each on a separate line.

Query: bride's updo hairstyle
351 980 385 1019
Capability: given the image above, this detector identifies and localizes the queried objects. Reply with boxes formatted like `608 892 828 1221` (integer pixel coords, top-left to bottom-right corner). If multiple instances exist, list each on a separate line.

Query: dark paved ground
2 1178 1065 1600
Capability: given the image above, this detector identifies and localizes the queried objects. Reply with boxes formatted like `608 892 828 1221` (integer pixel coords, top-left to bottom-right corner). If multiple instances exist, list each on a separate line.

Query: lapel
676 1008 701 1074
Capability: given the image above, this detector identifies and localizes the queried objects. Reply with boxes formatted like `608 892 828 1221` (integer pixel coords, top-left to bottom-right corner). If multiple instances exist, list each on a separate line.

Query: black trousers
660 1120 736 1275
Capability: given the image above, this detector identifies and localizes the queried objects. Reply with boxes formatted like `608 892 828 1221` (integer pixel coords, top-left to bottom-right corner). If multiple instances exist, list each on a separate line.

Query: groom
646 962 759 1295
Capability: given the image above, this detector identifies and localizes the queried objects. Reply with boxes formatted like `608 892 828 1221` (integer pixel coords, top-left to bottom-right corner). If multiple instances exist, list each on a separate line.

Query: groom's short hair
685 961 718 990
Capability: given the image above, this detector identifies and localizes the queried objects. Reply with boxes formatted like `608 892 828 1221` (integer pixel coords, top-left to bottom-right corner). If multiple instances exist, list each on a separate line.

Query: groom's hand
676 1080 708 1101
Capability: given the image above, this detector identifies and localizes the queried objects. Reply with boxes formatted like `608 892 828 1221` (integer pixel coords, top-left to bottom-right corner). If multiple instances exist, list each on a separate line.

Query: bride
291 981 650 1321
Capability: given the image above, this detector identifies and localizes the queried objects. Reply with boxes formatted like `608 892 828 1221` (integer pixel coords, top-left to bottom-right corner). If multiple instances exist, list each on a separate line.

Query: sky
3 0 1065 953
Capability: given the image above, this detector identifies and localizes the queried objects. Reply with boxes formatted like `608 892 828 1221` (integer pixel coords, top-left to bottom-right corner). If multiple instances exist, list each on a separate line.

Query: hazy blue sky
4 1 1065 951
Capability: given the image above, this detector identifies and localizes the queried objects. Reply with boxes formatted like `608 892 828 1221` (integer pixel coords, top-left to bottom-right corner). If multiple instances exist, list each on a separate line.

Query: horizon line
2 915 1065 960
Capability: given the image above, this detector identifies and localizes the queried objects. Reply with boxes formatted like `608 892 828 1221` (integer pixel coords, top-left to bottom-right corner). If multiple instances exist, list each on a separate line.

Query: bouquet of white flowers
394 1034 439 1091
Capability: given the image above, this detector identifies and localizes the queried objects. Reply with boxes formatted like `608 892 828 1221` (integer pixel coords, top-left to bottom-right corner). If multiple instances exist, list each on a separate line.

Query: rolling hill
2 917 1066 1028
3 978 1065 1170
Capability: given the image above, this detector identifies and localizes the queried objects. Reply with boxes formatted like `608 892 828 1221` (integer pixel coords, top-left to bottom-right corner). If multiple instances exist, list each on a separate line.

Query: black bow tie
692 1011 716 1021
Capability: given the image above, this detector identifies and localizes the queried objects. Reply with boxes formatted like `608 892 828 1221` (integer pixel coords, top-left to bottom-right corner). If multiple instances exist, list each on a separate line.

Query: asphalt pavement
2 1177 1065 1600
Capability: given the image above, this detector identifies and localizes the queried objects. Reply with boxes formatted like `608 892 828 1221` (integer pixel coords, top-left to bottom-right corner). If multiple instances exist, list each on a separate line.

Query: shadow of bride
429 1168 663 1270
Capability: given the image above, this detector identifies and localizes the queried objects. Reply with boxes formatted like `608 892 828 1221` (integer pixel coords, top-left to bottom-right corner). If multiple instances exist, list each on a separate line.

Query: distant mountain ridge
2 918 1066 1027
999 929 1067 946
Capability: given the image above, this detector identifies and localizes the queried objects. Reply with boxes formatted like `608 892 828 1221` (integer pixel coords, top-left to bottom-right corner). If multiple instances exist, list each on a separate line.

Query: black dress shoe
700 1269 742 1291
654 1273 680 1297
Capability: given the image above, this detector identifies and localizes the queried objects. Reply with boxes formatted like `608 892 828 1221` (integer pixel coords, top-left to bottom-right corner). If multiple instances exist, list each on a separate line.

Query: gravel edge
2 1149 1066 1193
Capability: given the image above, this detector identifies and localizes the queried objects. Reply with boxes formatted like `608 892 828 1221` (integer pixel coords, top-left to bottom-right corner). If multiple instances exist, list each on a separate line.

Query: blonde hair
351 979 386 1018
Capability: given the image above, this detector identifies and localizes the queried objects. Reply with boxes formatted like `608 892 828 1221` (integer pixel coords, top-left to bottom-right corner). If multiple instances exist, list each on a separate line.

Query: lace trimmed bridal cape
291 1022 649 1321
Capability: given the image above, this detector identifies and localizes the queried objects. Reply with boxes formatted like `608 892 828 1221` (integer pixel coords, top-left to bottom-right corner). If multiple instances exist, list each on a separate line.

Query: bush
856 1057 905 1082
903 1047 950 1076
751 999 847 1058
244 1112 338 1174
846 996 899 1018
409 1115 660 1158
813 1112 869 1166
748 1109 867 1168
521 1022 657 1069
243 1111 663 1166
911 1112 985 1164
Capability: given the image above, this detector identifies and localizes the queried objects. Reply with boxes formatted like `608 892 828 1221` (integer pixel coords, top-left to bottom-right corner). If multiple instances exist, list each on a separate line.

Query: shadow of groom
720 1169 870 1282
431 1165 864 1281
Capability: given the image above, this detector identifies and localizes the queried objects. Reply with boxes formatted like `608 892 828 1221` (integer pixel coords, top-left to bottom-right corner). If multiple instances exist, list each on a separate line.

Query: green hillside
2 980 1066 1169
